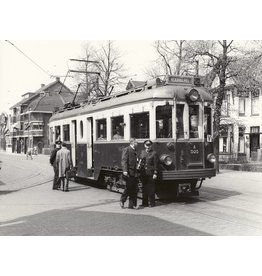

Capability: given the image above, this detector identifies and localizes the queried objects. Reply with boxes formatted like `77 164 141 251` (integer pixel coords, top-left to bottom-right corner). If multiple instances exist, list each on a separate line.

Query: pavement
220 162 262 172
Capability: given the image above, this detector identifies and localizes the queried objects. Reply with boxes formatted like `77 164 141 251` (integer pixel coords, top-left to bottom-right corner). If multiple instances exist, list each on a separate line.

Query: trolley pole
69 59 100 102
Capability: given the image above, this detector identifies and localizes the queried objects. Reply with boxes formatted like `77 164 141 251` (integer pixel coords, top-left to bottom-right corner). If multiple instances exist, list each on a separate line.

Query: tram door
71 120 77 167
87 117 94 176
250 133 259 160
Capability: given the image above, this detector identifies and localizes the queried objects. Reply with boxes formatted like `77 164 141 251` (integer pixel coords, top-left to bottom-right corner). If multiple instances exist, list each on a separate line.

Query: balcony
10 129 44 137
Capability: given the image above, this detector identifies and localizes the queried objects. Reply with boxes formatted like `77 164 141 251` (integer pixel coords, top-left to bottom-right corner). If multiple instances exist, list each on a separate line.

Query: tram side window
63 124 70 141
97 119 107 140
55 126 61 141
189 105 199 138
204 107 212 140
156 105 172 138
111 116 124 140
176 104 185 139
50 127 54 144
130 112 149 139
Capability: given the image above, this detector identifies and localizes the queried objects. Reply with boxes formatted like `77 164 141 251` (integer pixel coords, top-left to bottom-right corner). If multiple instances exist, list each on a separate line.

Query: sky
0 40 157 113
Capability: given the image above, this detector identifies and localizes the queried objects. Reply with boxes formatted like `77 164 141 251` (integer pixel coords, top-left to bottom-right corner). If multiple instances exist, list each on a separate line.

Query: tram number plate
190 144 199 155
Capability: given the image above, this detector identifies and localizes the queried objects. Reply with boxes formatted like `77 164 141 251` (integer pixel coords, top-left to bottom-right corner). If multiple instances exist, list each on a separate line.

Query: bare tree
72 41 126 102
146 40 199 77
94 40 126 97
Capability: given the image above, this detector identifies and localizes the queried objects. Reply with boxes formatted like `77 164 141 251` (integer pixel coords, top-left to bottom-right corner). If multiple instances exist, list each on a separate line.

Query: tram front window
189 105 199 138
130 112 149 139
156 105 172 138
176 104 185 139
204 106 212 140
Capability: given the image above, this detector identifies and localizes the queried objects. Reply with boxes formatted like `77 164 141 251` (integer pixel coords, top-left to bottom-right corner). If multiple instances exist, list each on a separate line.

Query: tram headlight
187 89 199 102
207 153 216 164
160 154 173 166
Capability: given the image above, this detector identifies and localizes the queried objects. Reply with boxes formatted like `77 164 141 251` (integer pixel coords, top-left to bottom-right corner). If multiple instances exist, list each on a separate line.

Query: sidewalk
220 162 262 172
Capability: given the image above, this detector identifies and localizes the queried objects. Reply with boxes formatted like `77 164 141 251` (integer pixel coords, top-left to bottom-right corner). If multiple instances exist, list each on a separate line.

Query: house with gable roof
10 77 74 154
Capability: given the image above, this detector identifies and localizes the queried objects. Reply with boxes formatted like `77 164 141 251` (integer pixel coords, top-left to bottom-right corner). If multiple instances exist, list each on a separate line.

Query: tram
49 75 216 198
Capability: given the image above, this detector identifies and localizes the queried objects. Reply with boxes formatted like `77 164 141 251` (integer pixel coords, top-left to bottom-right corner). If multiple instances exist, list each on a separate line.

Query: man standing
55 142 72 192
120 138 139 209
50 141 61 190
139 140 158 207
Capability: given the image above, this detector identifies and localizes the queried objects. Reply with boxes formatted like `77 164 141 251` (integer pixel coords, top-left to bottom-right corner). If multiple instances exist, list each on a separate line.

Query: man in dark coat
139 140 159 207
55 142 72 192
50 141 61 190
120 138 139 209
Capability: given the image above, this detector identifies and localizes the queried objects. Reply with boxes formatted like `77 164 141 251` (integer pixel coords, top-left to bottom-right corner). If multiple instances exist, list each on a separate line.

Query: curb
219 163 262 172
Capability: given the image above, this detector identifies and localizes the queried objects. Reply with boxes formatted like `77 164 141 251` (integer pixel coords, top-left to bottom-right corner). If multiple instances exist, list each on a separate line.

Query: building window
251 126 260 134
222 94 230 116
251 95 259 115
97 119 107 140
239 97 245 116
156 105 172 138
111 116 124 140
63 124 70 141
238 127 245 153
130 112 149 139
219 125 231 153
176 104 185 139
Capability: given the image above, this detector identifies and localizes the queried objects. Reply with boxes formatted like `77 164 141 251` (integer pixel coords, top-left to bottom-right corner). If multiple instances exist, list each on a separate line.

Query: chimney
41 84 45 88
56 77 60 81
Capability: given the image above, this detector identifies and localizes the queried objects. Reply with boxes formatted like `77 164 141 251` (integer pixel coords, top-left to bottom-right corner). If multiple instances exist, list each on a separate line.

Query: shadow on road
157 187 241 205
0 208 212 236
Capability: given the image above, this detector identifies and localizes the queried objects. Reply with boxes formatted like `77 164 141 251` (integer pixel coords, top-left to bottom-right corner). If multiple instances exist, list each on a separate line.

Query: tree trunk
213 40 228 173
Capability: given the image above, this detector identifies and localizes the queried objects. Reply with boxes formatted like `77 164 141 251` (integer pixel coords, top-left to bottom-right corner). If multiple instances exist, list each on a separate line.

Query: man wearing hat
55 142 72 192
50 140 62 190
139 140 159 207
120 138 139 209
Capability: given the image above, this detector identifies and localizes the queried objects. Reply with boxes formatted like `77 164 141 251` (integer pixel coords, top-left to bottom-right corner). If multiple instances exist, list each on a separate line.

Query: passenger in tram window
138 140 158 208
120 138 139 209
50 141 62 190
113 126 123 140
97 134 105 140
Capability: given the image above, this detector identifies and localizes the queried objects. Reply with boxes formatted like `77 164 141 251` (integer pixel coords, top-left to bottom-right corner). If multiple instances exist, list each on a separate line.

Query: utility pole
69 59 100 101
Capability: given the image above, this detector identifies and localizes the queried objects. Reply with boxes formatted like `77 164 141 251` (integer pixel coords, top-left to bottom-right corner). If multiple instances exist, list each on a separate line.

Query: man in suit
50 141 62 190
139 140 159 207
55 142 72 192
120 138 139 209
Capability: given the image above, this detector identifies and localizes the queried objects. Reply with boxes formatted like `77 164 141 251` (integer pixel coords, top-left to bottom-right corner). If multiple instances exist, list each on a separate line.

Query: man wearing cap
50 141 62 190
139 140 159 207
120 138 139 209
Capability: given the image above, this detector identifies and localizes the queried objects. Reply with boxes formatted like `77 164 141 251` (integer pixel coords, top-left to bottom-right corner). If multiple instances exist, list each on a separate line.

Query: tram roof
49 84 213 122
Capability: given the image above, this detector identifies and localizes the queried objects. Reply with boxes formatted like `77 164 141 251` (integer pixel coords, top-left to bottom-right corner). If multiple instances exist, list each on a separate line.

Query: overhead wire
5 40 51 77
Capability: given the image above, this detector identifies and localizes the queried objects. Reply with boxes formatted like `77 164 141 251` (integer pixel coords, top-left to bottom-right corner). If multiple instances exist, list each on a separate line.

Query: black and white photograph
1 1 261 276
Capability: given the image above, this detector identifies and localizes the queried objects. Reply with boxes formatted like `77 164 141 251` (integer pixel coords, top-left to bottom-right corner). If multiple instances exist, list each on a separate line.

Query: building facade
219 87 262 162
9 78 73 155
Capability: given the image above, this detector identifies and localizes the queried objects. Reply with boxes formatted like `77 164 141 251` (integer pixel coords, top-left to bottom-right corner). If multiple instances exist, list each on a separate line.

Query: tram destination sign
167 76 194 85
